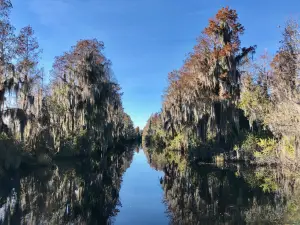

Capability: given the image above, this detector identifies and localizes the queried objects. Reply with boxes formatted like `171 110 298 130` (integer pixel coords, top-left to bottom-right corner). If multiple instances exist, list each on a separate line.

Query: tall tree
16 25 42 115
0 0 16 133
161 7 255 152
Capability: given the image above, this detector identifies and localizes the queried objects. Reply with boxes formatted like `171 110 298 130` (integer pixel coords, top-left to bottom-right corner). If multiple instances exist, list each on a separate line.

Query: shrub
239 133 259 161
242 133 258 153
281 136 296 159
254 138 277 164
167 133 186 151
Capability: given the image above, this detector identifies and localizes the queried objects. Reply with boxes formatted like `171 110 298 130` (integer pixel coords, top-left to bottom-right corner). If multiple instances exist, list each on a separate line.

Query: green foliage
165 150 187 172
259 177 278 193
233 132 261 161
254 169 278 193
189 137 202 150
167 133 185 151
239 21 300 167
206 131 216 144
254 138 277 162
282 136 296 158
142 113 167 149
241 133 258 153
239 80 270 127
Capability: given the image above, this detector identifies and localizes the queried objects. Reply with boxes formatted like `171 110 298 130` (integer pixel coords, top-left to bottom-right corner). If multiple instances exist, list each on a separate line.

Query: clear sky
11 0 299 128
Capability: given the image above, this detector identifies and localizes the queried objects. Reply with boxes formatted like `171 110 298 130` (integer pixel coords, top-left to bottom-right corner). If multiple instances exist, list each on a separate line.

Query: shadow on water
0 146 135 225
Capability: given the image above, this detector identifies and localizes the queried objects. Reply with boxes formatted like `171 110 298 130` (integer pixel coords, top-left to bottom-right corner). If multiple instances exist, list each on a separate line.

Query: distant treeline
143 7 300 167
0 0 138 171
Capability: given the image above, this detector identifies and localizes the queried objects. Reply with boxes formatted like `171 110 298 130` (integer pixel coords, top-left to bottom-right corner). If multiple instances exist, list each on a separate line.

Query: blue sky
11 0 299 128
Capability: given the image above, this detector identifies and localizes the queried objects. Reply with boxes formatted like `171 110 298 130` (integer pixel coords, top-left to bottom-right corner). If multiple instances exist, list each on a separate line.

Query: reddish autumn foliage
159 6 255 149
204 7 244 47
203 7 246 68
164 6 254 105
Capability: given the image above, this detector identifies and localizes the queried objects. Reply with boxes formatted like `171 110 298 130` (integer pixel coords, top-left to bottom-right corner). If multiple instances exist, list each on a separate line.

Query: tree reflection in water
2 146 300 225
0 147 134 225
145 147 300 225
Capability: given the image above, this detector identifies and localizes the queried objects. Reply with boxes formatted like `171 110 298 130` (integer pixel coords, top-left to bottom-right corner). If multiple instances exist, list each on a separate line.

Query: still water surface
0 147 299 224
113 149 169 225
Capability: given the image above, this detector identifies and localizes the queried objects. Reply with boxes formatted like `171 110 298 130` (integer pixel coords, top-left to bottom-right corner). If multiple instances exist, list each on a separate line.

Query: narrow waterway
113 149 169 225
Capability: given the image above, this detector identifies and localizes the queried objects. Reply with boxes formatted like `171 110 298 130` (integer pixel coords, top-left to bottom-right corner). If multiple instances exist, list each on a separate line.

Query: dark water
0 147 300 225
